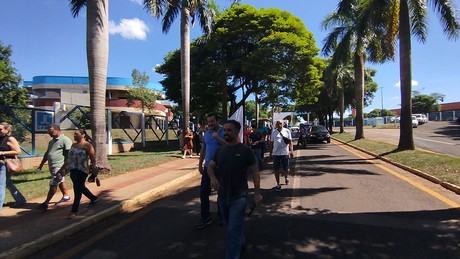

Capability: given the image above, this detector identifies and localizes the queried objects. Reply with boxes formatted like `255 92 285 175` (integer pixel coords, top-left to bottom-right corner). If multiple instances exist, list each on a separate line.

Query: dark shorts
273 155 289 171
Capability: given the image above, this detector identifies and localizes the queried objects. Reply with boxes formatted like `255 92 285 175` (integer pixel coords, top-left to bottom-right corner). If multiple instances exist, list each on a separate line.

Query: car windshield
311 126 328 133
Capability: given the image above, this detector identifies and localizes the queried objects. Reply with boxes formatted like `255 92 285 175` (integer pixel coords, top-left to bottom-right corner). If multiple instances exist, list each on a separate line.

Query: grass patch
333 132 460 186
4 145 182 204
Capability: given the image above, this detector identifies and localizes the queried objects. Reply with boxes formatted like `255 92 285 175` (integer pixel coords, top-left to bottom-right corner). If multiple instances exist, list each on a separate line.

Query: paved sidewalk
0 157 200 259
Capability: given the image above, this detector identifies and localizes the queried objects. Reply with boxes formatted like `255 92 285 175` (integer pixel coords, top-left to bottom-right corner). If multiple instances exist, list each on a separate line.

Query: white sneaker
181 155 185 159
189 155 193 158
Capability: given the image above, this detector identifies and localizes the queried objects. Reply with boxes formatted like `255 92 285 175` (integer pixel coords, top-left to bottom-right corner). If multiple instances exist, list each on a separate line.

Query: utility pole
381 87 384 117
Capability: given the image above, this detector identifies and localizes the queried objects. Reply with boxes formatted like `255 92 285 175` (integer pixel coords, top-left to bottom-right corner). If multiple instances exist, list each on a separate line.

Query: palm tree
69 0 111 172
322 0 393 140
143 0 217 132
322 1 369 140
367 0 459 150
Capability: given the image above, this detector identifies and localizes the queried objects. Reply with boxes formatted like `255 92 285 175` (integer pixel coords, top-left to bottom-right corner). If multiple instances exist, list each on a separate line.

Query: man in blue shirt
196 112 226 229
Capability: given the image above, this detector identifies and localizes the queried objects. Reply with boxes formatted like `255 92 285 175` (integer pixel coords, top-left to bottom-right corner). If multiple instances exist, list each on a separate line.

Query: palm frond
408 0 428 42
69 0 86 18
161 4 180 33
143 0 167 18
429 0 460 39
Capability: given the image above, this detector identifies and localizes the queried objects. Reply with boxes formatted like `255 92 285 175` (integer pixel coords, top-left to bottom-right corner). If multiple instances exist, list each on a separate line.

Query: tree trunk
221 73 228 118
86 0 110 172
339 83 345 133
180 7 191 133
397 0 415 150
353 53 365 140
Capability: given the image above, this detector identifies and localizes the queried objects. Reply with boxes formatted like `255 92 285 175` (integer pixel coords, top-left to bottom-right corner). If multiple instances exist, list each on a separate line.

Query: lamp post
380 87 384 117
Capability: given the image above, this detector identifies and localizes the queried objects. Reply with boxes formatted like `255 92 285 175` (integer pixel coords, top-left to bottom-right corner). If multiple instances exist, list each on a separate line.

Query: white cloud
109 18 149 40
394 80 419 88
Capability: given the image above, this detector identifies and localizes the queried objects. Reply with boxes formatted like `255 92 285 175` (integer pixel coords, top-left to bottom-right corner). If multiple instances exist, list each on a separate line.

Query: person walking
196 112 226 229
208 120 262 259
182 126 194 159
67 129 98 218
269 120 294 192
36 125 72 210
248 125 264 169
0 122 26 212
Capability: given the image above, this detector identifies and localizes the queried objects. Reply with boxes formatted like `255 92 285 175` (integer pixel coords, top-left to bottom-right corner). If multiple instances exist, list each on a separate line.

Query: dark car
307 125 331 144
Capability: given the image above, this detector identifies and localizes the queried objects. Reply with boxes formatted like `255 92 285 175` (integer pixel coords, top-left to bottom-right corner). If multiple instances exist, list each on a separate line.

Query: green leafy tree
69 0 111 172
209 5 322 118
155 45 223 119
143 0 217 132
127 69 158 113
157 6 322 121
366 0 459 150
366 109 394 118
0 41 28 106
412 91 445 114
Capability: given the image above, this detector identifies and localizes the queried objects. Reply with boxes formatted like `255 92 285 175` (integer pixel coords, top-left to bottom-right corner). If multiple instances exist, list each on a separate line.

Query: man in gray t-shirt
36 125 73 210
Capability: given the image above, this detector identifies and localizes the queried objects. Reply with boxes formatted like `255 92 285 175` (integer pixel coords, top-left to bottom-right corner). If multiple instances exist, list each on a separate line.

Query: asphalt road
339 121 460 157
33 140 460 258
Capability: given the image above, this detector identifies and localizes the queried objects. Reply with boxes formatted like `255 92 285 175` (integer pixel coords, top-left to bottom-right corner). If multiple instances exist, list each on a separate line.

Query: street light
380 87 384 117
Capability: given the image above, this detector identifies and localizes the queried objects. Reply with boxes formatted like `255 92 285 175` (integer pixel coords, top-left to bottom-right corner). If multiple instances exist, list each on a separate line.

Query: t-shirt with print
270 128 292 156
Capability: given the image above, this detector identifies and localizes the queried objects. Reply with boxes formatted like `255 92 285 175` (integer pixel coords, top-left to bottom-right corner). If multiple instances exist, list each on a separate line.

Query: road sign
35 111 54 132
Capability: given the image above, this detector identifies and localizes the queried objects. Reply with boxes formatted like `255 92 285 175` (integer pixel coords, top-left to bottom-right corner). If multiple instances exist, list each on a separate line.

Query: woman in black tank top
0 122 26 212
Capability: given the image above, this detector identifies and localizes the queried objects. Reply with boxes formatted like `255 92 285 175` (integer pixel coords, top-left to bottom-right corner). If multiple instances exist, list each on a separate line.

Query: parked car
307 125 331 143
413 114 427 124
412 115 419 128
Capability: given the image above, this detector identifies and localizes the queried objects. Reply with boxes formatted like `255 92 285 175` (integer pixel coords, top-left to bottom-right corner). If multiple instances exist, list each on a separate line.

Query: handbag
6 156 23 173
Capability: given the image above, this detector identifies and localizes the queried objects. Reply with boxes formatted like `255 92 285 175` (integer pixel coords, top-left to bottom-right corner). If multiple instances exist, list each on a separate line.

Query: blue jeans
0 164 6 213
0 164 27 212
220 195 247 259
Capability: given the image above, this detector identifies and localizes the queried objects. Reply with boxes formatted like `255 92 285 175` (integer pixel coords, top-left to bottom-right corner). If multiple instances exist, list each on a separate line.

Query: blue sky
1 0 459 113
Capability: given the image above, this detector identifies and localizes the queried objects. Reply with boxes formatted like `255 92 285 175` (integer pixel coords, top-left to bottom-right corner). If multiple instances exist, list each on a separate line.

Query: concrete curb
332 137 460 195
0 170 200 259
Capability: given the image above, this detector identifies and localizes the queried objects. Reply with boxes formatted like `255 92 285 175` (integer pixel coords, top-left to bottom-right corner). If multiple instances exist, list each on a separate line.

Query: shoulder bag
278 129 291 145
6 156 23 173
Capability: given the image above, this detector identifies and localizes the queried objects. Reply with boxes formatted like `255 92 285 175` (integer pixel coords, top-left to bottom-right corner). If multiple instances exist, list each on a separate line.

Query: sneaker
181 155 186 159
59 196 71 202
67 212 78 219
189 155 193 158
195 217 213 229
285 178 290 185
36 203 48 211
275 185 281 192
88 197 98 207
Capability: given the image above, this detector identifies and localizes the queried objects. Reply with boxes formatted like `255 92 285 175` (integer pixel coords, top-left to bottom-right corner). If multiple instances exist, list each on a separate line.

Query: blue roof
32 76 131 86
31 75 162 91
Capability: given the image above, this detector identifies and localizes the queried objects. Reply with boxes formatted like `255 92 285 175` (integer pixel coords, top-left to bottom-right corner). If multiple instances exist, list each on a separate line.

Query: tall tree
127 69 158 113
322 0 392 140
208 5 322 117
0 41 28 106
143 0 217 132
367 0 459 150
69 0 111 172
